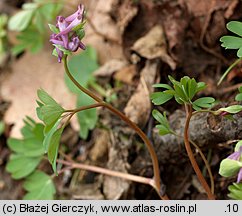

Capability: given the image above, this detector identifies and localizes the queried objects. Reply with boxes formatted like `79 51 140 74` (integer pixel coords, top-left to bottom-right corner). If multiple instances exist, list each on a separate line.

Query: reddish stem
184 104 215 200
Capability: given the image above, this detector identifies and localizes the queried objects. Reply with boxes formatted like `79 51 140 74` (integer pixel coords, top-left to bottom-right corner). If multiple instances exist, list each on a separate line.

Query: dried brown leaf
124 60 158 127
1 49 76 138
131 25 176 70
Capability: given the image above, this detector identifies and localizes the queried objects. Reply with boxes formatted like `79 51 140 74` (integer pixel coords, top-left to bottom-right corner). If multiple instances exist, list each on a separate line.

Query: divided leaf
152 109 173 136
227 21 242 38
152 76 208 107
47 127 64 173
220 21 242 58
235 86 242 101
11 26 43 55
192 97 215 110
8 10 34 31
23 170 56 200
6 154 42 179
150 92 173 105
37 89 65 127
228 183 242 200
8 137 44 157
9 1 63 55
6 117 45 179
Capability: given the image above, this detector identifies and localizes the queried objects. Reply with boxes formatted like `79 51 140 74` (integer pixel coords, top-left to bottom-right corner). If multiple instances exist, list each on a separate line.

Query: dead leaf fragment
124 60 158 127
89 129 109 162
1 48 76 138
114 65 137 84
131 25 176 70
94 59 128 77
117 0 138 33
103 143 130 200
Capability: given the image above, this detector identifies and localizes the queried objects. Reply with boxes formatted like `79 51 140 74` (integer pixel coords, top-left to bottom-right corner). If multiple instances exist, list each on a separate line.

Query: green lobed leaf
237 47 242 58
188 78 197 100
239 86 242 93
196 82 206 93
22 3 38 10
34 11 46 34
47 127 64 173
38 3 63 22
152 83 173 90
76 93 98 139
218 105 242 114
23 170 56 200
152 110 168 127
228 183 242 200
227 21 242 37
152 110 173 136
220 36 242 49
156 125 171 136
43 119 61 152
174 84 188 102
6 154 42 179
192 97 215 109
235 93 242 101
8 138 44 157
150 92 173 105
192 103 202 111
174 95 184 104
37 89 65 126
65 46 99 94
40 105 64 126
8 10 34 31
11 26 44 55
219 158 242 178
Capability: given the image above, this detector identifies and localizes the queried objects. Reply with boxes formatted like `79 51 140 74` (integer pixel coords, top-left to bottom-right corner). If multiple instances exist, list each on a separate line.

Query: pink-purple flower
50 4 86 62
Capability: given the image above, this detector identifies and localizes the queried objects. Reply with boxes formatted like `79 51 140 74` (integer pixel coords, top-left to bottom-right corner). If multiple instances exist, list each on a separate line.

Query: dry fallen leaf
124 60 158 127
185 0 237 17
82 0 124 64
103 138 130 200
117 0 138 34
89 129 109 162
114 65 137 85
1 47 76 138
131 25 176 70
94 59 128 77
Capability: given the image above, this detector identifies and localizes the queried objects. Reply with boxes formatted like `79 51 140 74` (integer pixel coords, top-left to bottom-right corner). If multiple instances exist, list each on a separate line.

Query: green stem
89 80 107 97
192 109 215 116
217 58 242 86
63 55 168 200
184 104 215 199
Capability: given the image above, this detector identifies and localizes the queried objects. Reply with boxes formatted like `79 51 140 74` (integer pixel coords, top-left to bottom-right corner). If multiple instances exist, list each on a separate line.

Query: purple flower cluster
50 4 86 62
228 146 242 183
